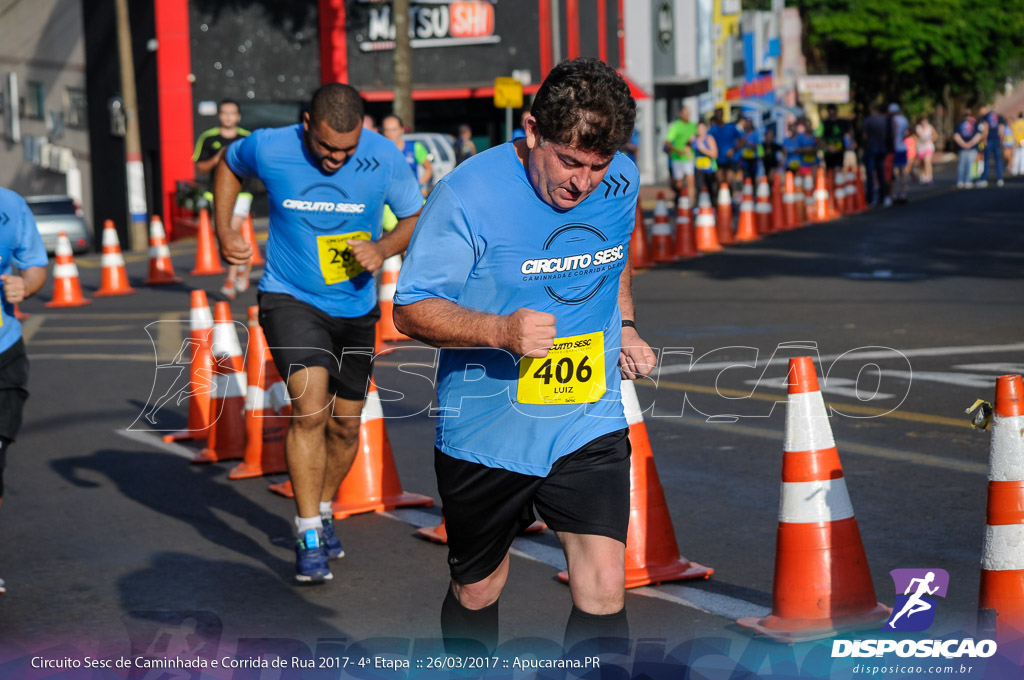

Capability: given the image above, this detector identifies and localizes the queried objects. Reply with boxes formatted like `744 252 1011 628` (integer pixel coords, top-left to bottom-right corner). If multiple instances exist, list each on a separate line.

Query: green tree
793 0 1024 115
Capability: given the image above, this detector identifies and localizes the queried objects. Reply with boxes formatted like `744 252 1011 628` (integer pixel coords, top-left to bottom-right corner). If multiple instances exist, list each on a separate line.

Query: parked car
25 195 92 255
405 132 457 187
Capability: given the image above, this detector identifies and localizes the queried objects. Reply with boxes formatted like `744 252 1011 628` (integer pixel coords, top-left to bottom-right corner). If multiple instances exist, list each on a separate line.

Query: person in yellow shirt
1011 112 1024 177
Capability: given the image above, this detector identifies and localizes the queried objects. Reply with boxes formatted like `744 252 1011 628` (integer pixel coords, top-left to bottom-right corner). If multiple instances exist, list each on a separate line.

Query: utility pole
115 0 148 251
393 0 414 128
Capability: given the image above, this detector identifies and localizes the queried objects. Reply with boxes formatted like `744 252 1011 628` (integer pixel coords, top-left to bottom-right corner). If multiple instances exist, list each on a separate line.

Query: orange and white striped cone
194 301 247 463
558 380 713 588
629 202 653 269
782 171 799 230
417 515 546 544
378 255 411 342
650 193 676 263
978 375 1024 648
94 220 136 296
843 170 858 215
191 208 225 276
163 290 215 443
809 167 834 224
716 184 735 245
673 196 698 259
798 173 813 226
329 381 433 518
755 176 773 236
694 189 723 253
229 306 290 479
45 232 91 308
854 165 867 213
735 179 759 242
829 170 844 218
771 173 786 233
144 216 182 285
737 357 890 642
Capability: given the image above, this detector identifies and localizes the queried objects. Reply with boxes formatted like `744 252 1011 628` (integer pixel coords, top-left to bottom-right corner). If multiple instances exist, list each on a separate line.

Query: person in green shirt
664 106 698 206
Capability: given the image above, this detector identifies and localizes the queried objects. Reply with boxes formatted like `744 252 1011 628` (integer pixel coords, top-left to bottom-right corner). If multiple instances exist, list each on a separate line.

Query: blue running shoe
295 529 332 583
321 518 345 560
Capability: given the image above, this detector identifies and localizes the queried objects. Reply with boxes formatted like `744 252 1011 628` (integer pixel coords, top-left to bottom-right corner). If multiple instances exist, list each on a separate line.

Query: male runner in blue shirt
394 58 656 654
0 187 48 595
214 84 423 583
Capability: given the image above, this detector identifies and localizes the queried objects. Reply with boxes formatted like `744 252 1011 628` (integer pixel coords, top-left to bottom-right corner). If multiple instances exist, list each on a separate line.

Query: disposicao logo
886 568 949 632
831 568 998 659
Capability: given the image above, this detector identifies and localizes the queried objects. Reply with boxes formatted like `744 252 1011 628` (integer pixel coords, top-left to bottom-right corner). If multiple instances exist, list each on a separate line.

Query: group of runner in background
660 102 1024 210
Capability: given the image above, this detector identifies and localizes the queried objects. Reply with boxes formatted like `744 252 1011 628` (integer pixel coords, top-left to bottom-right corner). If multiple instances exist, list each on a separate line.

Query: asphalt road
0 173 1022 680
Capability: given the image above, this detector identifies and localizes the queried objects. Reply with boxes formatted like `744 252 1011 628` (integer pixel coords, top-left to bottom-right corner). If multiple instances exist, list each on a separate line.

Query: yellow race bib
696 156 712 171
316 231 371 285
517 331 606 405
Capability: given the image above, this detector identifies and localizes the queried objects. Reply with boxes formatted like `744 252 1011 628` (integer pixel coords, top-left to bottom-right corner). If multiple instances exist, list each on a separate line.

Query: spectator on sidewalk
978 105 1006 187
889 103 910 204
953 107 983 189
454 124 477 166
383 114 434 196
915 116 936 184
1011 112 1024 177
862 103 890 206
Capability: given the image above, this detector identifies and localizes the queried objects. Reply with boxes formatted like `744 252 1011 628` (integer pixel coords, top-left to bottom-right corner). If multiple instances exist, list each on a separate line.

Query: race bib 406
517 331 606 405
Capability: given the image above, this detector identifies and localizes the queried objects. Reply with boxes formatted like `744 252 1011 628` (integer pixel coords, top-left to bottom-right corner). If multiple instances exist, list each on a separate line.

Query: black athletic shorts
435 428 631 584
0 338 30 443
257 292 379 401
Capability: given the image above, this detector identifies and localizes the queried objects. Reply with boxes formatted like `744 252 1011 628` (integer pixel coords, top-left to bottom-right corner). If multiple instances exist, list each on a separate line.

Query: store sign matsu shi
358 0 499 52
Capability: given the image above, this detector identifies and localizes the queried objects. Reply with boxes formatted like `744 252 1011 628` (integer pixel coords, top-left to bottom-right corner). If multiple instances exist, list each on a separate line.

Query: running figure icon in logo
886 568 950 632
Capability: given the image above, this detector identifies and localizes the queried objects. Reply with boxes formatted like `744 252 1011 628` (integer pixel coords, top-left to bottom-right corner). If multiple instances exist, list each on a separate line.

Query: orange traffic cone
737 357 890 642
734 179 759 242
771 173 786 234
673 196 697 259
329 381 434 519
13 304 29 321
194 302 247 463
238 201 265 267
629 202 652 269
94 220 136 297
163 290 215 443
755 176 773 236
45 232 91 308
191 208 225 276
854 165 867 213
416 515 546 544
829 170 845 217
230 306 290 479
559 380 713 588
716 184 735 245
649 193 675 263
978 374 1024 645
797 173 812 226
809 167 835 224
144 216 182 285
694 189 723 253
378 255 411 342
782 171 799 230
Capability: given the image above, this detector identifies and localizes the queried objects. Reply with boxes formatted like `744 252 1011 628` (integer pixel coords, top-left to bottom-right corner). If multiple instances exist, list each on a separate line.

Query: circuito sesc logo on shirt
519 223 626 306
282 182 367 232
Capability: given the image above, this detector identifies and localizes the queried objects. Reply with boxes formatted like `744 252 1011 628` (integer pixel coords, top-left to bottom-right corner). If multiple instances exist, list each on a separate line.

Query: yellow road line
34 324 142 333
28 353 154 362
639 379 967 429
29 338 152 346
157 313 183 361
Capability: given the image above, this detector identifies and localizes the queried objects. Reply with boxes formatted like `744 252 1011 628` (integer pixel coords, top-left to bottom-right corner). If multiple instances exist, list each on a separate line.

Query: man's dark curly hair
531 58 636 157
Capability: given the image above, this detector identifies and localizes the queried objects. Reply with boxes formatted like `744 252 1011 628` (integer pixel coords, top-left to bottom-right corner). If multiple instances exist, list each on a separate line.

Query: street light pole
115 0 149 251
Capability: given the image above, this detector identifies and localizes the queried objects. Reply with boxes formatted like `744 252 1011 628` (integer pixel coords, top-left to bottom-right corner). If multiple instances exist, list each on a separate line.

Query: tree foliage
792 0 1024 112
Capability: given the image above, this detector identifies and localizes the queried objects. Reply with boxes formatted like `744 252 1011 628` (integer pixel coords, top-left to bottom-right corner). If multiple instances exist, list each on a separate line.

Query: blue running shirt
0 188 48 354
226 125 422 317
394 143 639 476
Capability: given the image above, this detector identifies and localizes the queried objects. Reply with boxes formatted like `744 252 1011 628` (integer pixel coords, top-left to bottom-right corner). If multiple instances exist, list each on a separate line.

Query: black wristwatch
621 319 636 330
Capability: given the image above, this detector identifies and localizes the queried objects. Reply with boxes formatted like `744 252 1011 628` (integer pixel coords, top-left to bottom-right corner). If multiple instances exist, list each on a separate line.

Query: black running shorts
0 339 30 443
257 292 379 401
435 428 631 585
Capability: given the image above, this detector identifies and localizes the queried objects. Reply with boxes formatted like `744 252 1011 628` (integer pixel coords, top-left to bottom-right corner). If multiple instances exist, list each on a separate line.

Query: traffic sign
493 77 523 109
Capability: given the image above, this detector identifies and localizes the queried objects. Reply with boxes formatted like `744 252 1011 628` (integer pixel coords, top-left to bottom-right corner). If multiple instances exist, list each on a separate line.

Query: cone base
268 480 294 497
162 428 210 443
331 492 433 520
145 276 183 285
228 460 288 479
95 287 137 297
416 524 449 543
192 447 244 464
736 602 891 643
735 232 760 243
45 298 92 308
191 265 226 276
651 254 678 264
557 559 714 589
